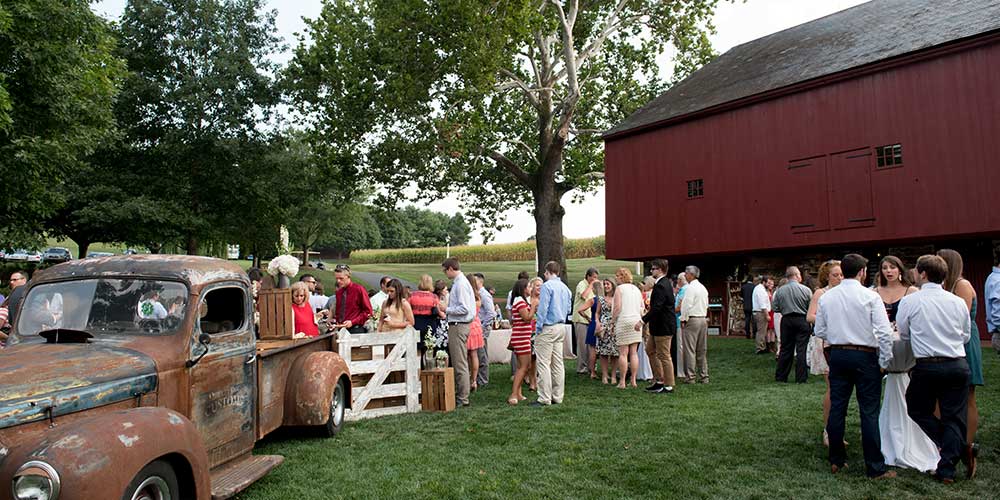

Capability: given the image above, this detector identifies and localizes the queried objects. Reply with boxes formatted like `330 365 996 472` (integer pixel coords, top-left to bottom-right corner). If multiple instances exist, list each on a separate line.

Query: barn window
875 144 903 168
687 179 704 198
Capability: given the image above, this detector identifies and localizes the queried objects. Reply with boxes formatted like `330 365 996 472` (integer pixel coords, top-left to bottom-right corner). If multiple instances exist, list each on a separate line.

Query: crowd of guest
750 249 994 484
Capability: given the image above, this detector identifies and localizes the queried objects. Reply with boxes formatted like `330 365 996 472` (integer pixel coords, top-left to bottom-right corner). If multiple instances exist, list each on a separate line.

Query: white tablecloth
487 325 575 364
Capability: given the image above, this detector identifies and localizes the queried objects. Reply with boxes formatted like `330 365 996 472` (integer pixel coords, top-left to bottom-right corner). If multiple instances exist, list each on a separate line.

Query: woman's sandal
507 397 519 406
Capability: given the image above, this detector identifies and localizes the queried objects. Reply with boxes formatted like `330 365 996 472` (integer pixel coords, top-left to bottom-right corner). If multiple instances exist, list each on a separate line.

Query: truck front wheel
324 378 347 437
122 460 178 500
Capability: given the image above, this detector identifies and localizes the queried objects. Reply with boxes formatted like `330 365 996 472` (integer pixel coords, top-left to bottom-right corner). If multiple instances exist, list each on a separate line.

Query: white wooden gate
336 327 421 421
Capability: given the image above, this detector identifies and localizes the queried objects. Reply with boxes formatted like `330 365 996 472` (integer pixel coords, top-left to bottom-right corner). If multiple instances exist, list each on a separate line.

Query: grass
239 338 998 499
348 257 637 298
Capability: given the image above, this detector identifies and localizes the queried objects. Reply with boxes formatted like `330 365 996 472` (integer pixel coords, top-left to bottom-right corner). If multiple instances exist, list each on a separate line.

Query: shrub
349 236 606 264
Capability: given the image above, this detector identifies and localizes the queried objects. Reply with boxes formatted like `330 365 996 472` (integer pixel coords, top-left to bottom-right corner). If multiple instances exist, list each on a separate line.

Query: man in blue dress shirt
986 248 1000 356
531 261 572 407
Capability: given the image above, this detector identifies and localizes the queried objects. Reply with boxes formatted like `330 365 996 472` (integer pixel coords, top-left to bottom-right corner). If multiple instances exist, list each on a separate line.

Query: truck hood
0 343 157 429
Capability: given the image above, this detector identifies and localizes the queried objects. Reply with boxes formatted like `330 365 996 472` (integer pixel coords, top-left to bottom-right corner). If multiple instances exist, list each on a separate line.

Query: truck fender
1 407 210 500
283 351 352 427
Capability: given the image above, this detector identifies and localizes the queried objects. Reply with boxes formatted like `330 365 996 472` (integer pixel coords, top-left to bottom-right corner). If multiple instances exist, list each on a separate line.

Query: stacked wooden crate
258 289 293 339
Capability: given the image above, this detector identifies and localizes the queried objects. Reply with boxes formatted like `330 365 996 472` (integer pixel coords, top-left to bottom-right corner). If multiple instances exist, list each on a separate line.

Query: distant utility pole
446 235 451 258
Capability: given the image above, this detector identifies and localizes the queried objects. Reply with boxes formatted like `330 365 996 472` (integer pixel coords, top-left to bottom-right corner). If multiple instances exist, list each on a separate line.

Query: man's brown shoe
871 471 897 480
831 463 848 474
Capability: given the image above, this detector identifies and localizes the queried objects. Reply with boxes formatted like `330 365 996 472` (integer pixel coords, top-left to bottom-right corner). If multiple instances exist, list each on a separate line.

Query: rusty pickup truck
0 255 351 500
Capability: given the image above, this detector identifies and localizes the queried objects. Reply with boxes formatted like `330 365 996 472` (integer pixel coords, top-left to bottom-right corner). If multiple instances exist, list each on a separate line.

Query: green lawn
349 257 637 298
239 339 998 499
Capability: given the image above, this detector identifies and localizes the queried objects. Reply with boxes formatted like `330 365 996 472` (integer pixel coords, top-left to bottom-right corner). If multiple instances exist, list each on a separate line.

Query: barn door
829 148 875 229
786 155 830 233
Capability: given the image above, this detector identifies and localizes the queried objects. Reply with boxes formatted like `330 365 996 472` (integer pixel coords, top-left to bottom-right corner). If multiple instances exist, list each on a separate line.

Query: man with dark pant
741 276 756 339
752 276 772 354
772 266 813 383
636 259 676 393
814 253 895 479
898 254 974 483
443 258 477 407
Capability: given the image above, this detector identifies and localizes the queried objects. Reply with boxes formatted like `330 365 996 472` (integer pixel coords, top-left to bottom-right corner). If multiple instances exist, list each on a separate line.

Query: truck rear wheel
324 378 347 437
123 460 178 500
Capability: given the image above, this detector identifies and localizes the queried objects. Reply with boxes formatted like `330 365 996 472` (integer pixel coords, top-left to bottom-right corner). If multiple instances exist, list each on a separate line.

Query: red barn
604 0 1000 337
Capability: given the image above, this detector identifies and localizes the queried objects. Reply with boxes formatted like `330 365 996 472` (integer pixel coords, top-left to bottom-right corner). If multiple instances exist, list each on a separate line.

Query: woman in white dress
612 267 644 389
806 260 842 446
634 277 655 382
879 332 939 472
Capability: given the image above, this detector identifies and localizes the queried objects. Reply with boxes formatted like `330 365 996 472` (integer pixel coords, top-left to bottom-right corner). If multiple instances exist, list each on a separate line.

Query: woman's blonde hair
290 281 309 298
817 260 841 288
615 267 633 284
418 274 434 292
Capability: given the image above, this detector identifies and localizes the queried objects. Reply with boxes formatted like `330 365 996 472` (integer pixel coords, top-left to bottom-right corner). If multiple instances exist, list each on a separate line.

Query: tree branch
486 148 534 189
497 68 541 109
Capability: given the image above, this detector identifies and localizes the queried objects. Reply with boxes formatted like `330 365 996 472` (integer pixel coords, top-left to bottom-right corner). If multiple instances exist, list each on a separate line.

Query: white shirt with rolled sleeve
680 279 709 322
814 279 894 369
751 283 770 312
896 282 970 359
445 272 477 323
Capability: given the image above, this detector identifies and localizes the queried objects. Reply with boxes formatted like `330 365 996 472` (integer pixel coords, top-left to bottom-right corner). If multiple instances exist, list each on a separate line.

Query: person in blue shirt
986 251 1000 356
531 261 572 407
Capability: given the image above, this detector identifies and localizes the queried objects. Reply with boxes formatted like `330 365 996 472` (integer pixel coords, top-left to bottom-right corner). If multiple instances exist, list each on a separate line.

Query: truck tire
122 460 179 500
324 378 347 437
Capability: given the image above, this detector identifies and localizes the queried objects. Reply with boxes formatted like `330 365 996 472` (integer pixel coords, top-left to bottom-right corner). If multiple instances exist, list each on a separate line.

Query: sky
93 0 869 245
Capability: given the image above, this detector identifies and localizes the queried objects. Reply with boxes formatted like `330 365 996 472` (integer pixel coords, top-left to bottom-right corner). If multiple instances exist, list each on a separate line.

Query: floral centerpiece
434 350 449 369
267 255 299 288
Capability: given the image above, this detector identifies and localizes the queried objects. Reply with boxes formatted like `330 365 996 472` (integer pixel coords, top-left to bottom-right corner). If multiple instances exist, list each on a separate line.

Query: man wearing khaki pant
531 261 573 406
752 276 773 354
636 258 676 393
680 265 710 384
443 258 477 407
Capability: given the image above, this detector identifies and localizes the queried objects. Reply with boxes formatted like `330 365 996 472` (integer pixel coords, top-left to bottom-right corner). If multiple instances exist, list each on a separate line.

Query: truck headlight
12 461 60 500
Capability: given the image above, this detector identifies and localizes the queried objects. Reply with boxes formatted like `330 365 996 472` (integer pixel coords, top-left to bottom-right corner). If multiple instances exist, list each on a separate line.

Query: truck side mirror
187 333 212 368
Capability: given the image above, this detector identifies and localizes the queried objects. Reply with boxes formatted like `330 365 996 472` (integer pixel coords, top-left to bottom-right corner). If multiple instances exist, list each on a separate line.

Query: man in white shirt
898 255 974 483
571 267 600 374
679 265 709 384
751 276 773 354
443 258 476 407
814 253 895 479
369 276 391 322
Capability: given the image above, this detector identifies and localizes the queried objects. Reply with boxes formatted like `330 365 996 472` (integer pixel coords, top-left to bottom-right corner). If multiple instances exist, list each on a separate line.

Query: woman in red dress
507 279 535 405
291 282 322 337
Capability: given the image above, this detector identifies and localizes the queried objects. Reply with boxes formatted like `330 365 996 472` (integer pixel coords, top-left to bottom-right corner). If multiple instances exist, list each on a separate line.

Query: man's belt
916 356 964 364
687 316 707 319
448 321 471 326
830 345 876 353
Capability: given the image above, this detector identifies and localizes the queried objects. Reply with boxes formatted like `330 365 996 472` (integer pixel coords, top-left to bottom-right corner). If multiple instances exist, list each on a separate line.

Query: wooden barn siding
605 40 1000 261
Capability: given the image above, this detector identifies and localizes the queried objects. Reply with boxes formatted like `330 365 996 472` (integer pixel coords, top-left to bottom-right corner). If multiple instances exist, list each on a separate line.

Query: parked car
0 256 351 500
41 247 72 263
25 251 41 263
309 260 326 270
5 249 31 262
86 251 114 258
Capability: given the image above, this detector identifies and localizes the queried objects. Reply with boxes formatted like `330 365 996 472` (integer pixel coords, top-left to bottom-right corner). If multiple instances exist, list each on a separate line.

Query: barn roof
605 0 1000 138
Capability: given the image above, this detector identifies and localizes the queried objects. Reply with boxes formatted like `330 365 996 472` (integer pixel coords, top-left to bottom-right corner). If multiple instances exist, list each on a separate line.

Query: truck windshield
14 279 188 339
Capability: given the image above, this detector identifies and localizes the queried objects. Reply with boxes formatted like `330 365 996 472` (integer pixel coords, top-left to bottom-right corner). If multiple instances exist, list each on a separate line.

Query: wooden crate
258 289 293 339
419 368 456 413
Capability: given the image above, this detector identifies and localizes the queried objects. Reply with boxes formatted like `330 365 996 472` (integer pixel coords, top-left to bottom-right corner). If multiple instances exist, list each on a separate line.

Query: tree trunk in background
186 234 198 255
533 184 567 282
76 241 90 260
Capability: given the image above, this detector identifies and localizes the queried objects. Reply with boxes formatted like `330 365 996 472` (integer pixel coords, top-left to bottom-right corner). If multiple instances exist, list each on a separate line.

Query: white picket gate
336 327 421 421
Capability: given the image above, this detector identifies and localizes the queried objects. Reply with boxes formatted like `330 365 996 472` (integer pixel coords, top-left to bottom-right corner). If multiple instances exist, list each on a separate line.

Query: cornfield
349 236 606 264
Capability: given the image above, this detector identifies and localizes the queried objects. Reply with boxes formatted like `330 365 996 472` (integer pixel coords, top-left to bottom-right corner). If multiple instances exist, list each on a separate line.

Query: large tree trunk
76 241 90 260
533 183 567 282
186 234 198 255
302 244 310 268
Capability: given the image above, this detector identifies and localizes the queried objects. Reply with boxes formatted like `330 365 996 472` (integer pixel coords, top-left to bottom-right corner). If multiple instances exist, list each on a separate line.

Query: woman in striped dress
507 279 535 405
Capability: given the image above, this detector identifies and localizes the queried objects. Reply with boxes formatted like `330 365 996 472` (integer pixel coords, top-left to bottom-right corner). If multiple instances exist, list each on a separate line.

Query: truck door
188 283 257 468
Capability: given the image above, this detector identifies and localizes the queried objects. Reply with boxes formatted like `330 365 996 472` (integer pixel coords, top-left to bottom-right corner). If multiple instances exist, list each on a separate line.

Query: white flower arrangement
279 225 290 254
267 254 300 278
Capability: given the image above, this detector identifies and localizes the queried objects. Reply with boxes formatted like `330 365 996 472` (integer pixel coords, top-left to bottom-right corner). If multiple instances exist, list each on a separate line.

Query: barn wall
605 39 1000 261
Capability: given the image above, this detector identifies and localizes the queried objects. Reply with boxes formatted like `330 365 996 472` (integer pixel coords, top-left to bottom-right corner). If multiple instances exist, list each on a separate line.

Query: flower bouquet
434 350 449 369
267 254 299 288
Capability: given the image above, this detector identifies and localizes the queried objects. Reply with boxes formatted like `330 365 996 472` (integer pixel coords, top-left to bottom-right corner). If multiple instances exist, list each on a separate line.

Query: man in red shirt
332 265 373 333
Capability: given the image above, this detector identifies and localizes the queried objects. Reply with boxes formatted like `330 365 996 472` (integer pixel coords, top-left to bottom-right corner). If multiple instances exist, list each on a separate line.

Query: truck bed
255 332 338 438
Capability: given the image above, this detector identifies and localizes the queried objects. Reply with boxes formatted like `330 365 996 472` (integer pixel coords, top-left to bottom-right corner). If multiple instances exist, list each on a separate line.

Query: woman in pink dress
466 277 485 391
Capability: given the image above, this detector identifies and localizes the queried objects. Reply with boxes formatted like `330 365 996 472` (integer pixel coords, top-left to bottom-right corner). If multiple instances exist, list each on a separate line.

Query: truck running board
210 454 284 500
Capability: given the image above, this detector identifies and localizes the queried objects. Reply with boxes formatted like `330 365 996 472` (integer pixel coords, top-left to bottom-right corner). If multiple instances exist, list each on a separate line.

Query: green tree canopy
0 0 124 247
288 0 722 275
